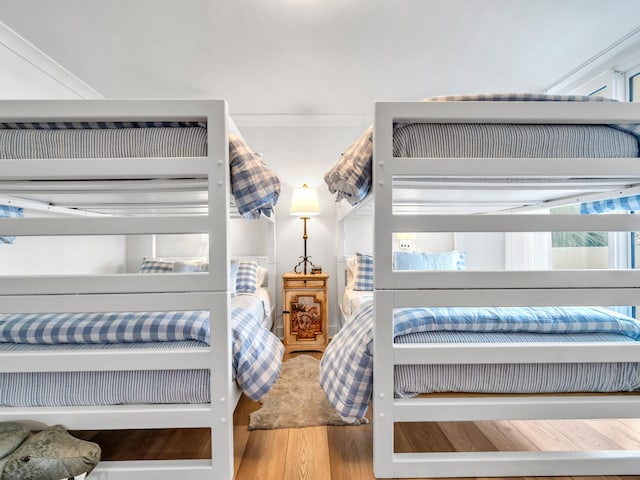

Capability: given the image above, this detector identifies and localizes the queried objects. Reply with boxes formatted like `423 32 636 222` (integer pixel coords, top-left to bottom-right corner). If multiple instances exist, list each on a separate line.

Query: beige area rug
249 354 368 430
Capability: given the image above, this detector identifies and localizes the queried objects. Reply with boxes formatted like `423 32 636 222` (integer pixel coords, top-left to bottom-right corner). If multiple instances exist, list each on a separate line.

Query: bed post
206 100 234 480
372 101 398 478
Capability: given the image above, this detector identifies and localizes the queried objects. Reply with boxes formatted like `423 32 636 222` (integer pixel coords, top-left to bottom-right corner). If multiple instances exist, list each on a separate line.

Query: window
555 70 620 100
546 44 640 316
550 205 608 269
588 85 610 97
630 70 640 102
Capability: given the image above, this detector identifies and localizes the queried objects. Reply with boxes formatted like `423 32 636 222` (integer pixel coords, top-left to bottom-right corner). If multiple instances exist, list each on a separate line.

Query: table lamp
290 184 320 274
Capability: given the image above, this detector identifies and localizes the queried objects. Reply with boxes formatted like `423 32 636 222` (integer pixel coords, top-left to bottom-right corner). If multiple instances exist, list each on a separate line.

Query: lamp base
294 256 315 275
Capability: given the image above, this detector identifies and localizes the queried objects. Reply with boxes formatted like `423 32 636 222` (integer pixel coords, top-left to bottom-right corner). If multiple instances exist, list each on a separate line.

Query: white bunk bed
0 99 283 480
321 95 640 477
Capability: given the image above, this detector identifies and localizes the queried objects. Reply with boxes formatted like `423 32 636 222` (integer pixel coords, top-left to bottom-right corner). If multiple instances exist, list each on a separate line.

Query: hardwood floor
73 352 640 479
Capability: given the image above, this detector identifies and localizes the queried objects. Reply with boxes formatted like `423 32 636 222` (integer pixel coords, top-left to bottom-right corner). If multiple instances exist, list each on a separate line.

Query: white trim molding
0 20 103 99
546 26 640 96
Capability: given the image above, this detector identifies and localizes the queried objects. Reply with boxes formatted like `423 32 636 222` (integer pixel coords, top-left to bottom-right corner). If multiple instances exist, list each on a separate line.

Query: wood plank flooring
73 352 640 479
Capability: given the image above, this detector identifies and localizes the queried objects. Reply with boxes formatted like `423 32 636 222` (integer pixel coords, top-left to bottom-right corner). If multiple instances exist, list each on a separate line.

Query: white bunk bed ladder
372 100 640 478
0 100 236 480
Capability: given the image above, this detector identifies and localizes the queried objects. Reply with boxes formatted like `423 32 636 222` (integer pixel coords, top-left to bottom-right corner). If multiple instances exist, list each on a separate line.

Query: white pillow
345 256 357 290
256 265 268 287
139 257 206 274
173 261 208 272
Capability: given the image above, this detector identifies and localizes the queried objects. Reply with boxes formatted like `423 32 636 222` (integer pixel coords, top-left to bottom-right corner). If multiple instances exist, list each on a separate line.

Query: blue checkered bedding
0 295 283 402
320 300 640 423
0 310 210 344
0 122 280 219
228 134 280 219
324 93 640 205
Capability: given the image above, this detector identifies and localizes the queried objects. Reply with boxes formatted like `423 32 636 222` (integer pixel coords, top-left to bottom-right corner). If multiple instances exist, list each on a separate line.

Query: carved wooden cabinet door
282 272 328 353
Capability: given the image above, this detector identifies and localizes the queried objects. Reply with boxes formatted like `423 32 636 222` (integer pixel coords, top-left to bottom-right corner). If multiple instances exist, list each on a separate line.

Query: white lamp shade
290 185 320 216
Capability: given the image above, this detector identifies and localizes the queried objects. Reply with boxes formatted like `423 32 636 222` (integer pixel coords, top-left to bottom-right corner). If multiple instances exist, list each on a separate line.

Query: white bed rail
0 100 236 480
372 100 640 478
90 460 218 480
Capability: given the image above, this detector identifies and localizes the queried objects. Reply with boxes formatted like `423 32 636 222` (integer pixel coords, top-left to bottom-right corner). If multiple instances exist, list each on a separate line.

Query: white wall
0 21 102 100
0 44 80 99
455 232 506 271
344 215 373 255
0 233 125 275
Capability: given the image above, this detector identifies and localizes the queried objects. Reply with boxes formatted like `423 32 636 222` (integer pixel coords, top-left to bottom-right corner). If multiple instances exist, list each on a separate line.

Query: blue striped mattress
0 294 283 407
0 121 280 219
324 94 640 206
0 341 212 407
394 331 640 397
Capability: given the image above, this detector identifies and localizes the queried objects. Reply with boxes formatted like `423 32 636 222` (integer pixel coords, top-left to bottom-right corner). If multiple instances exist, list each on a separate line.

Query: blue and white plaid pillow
354 253 374 291
235 261 259 294
139 258 175 273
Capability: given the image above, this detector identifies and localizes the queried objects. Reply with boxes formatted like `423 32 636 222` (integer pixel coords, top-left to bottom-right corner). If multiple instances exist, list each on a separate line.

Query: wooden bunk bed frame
361 100 640 478
0 99 270 480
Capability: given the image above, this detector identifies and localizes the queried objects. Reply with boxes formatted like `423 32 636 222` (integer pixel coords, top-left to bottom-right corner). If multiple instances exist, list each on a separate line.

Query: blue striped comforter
0 295 283 401
319 300 640 423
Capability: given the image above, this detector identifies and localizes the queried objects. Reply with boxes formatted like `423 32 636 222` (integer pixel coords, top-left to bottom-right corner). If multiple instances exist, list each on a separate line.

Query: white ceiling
2 0 640 119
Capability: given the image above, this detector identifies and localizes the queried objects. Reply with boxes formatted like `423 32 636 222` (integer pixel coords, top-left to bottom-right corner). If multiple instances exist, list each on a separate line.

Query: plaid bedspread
319 300 640 423
229 134 281 219
232 301 284 399
324 93 640 206
0 298 283 401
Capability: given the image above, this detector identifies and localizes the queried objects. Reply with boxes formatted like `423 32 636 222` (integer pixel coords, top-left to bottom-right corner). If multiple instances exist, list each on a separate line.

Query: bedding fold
229 134 281 219
0 295 283 402
324 93 640 205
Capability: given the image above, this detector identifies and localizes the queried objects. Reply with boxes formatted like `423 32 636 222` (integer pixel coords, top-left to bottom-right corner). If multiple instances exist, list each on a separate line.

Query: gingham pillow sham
139 259 175 273
235 261 259 294
353 253 374 291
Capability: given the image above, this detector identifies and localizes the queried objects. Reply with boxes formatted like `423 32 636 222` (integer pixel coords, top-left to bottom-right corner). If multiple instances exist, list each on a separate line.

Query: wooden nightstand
282 272 329 353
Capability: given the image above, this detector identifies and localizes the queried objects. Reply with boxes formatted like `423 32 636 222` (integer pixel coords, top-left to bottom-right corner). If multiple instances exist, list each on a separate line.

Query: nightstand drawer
285 279 326 288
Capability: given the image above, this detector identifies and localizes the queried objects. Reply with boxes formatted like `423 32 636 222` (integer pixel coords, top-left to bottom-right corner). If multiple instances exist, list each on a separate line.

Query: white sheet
341 288 373 321
253 287 272 329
